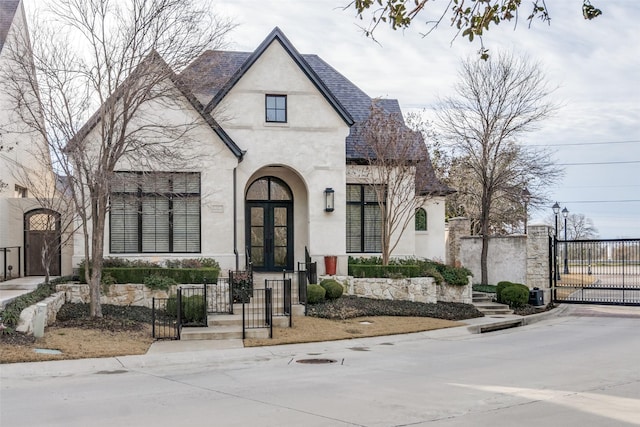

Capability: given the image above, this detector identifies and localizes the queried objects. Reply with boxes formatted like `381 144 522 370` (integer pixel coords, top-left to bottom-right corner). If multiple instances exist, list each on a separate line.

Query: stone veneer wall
16 292 66 334
526 225 552 303
57 283 184 308
322 275 472 304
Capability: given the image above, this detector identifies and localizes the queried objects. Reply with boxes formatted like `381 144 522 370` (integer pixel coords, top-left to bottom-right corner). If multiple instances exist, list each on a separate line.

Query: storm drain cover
296 358 337 364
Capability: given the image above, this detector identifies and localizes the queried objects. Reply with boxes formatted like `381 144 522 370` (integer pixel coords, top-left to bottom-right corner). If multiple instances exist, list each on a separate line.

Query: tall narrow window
110 172 201 253
265 94 287 123
415 208 427 231
346 184 384 253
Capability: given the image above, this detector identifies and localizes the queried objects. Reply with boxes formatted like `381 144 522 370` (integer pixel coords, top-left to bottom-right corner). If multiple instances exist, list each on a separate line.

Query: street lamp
552 202 560 279
521 187 531 234
562 207 569 274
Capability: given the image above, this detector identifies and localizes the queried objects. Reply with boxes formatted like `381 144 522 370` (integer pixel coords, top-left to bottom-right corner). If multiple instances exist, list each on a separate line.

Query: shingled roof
179 28 452 195
0 0 20 55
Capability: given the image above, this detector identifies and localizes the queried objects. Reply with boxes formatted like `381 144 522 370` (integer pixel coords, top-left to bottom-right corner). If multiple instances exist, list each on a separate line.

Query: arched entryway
246 176 294 271
24 209 61 276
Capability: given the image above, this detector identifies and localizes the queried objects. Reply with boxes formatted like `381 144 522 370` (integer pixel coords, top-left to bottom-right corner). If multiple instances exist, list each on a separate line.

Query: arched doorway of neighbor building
24 208 61 276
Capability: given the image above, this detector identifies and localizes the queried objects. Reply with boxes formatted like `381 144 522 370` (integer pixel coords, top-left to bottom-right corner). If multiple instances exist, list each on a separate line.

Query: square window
266 95 287 123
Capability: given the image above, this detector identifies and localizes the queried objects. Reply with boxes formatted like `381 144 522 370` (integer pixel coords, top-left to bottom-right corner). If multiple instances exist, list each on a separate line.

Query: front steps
472 292 513 315
180 303 304 341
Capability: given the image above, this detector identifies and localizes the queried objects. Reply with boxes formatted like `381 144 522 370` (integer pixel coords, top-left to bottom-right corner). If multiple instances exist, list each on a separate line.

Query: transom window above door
265 94 287 123
246 176 292 201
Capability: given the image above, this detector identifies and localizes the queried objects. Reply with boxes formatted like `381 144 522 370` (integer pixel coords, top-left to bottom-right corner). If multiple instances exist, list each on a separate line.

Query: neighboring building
0 0 72 279
68 28 451 275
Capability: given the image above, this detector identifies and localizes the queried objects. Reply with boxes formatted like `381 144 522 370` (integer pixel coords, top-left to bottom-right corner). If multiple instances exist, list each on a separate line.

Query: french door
247 202 293 271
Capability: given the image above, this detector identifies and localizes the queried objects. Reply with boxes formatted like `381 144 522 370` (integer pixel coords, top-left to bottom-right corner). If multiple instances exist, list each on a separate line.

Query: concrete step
472 292 494 303
472 301 513 315
181 325 242 340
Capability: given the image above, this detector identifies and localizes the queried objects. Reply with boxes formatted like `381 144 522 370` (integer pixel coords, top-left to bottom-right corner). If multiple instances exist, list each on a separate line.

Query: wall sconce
324 188 335 212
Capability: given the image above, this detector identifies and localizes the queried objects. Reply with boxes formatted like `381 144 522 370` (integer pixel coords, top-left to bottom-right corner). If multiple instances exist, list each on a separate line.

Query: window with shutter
346 184 384 253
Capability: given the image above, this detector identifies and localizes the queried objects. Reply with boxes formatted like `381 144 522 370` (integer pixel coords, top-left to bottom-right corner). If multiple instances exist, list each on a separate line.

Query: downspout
233 166 239 271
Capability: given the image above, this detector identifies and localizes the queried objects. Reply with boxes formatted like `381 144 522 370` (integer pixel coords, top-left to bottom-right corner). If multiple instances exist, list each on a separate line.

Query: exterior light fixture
324 188 335 212
552 202 561 280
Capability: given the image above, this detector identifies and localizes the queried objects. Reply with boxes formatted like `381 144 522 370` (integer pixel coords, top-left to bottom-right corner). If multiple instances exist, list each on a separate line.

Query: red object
324 256 337 275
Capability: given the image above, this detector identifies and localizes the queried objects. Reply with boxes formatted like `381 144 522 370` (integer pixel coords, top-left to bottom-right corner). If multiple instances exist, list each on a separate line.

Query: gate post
526 225 553 305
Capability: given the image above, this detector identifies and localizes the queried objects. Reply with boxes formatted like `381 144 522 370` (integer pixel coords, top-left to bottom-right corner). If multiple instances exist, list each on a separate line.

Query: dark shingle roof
0 0 20 55
177 28 452 195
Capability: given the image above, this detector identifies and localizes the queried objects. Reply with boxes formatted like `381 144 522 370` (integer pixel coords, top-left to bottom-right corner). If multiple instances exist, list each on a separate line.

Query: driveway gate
551 238 640 306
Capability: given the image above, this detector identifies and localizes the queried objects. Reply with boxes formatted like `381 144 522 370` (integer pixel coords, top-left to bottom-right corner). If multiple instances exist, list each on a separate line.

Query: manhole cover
296 358 337 364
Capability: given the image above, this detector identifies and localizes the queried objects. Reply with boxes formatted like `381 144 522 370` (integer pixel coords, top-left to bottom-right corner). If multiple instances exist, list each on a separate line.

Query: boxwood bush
496 281 514 303
79 267 219 285
500 283 530 308
347 256 471 286
307 284 326 304
320 279 344 300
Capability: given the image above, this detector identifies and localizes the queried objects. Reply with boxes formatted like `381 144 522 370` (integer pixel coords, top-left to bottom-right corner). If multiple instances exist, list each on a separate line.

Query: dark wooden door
25 210 61 276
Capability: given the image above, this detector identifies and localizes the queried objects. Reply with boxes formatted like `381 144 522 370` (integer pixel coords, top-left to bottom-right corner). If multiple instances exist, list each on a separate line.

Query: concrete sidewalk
0 276 51 309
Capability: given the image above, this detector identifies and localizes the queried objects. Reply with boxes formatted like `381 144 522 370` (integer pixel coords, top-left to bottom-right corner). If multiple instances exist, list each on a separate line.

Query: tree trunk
89 196 107 318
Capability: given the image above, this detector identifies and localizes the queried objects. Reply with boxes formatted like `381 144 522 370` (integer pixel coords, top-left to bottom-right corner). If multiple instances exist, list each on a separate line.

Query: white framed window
265 94 287 123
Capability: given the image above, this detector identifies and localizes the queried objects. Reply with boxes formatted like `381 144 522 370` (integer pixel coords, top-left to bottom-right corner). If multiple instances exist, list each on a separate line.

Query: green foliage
500 283 530 308
182 294 206 323
165 295 178 318
473 284 497 293
307 284 326 304
347 256 471 286
320 279 344 300
230 270 252 303
143 274 178 291
496 281 514 303
164 258 220 269
78 267 220 285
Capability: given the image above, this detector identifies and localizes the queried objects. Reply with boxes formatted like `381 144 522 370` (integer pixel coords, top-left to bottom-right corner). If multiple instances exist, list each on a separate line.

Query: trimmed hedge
501 283 530 308
307 284 326 304
496 281 514 303
320 279 344 300
78 267 219 285
348 265 422 279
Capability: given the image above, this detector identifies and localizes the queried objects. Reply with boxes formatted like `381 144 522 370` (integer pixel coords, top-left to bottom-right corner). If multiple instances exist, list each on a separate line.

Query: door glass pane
251 226 264 246
274 227 287 246
247 179 269 200
273 207 287 226
270 180 292 200
251 207 264 226
251 247 264 267
274 247 287 267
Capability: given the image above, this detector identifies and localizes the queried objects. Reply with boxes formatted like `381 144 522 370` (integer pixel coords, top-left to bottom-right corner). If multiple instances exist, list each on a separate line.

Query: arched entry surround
243 167 308 271
24 208 61 276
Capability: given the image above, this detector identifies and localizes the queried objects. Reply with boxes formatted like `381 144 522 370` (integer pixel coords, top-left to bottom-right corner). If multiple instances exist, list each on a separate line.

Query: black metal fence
206 277 233 314
265 279 292 327
552 238 640 306
242 287 273 339
152 285 208 340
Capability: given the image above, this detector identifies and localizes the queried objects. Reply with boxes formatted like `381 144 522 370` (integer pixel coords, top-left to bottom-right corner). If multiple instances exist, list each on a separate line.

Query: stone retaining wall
16 291 66 334
322 275 472 304
57 283 178 308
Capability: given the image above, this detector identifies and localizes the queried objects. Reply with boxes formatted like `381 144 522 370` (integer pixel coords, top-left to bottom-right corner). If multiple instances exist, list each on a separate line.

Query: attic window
266 95 287 123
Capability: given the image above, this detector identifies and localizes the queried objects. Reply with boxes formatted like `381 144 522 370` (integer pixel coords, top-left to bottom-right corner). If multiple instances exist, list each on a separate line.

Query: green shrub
165 295 178 318
78 267 219 285
347 256 471 285
348 264 421 279
501 283 530 308
307 284 326 304
0 280 63 330
496 281 514 303
473 284 497 293
182 294 206 323
320 279 344 300
144 274 178 291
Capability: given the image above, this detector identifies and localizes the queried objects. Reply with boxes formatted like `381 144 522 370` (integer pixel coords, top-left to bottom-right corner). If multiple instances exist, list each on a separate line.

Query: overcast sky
215 0 640 239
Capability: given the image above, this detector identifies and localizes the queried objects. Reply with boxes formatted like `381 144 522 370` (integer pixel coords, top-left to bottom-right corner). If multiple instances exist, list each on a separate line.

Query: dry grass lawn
1 316 463 364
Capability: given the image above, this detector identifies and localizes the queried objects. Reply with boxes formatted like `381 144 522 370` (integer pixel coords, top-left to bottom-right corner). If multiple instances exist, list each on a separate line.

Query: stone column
526 224 552 304
446 217 470 267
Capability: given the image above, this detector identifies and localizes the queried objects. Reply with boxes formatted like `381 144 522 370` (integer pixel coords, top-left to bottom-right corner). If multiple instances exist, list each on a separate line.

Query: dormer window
265 94 287 123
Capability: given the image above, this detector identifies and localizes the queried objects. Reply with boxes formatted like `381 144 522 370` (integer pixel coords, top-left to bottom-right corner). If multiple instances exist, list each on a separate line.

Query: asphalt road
2 305 639 426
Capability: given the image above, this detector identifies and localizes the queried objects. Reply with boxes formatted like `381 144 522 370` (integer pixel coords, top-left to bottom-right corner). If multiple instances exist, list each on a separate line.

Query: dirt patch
244 315 463 347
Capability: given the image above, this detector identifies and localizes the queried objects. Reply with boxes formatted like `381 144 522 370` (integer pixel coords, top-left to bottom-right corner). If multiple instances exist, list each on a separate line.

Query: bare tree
437 52 562 285
552 212 599 240
355 100 434 265
1 0 234 317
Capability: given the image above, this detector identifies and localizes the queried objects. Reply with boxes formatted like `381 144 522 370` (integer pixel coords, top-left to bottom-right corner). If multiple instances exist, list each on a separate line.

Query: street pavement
1 304 639 426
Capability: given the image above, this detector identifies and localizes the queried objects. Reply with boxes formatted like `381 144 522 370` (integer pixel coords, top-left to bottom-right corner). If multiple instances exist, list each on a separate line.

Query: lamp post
552 202 560 279
562 207 569 274
521 187 531 234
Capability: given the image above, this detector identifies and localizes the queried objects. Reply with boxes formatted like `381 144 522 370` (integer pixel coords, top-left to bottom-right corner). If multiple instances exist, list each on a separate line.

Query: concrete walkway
0 276 52 309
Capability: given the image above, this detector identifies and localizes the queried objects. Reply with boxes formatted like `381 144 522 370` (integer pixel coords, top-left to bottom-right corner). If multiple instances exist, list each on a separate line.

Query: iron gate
551 238 640 306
